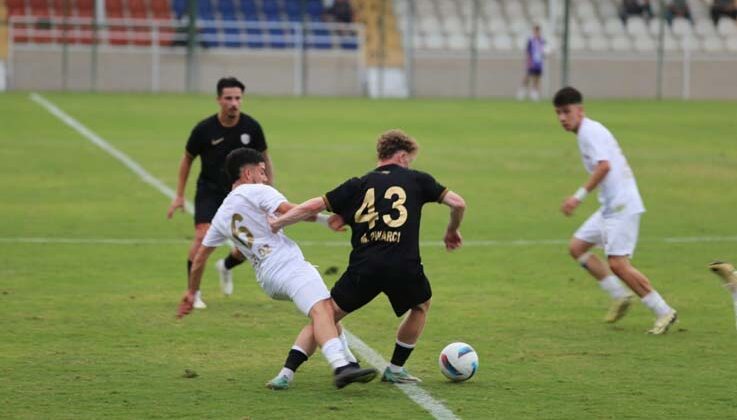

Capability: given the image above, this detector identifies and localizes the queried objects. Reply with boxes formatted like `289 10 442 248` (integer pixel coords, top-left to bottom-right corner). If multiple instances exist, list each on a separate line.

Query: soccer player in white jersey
177 148 378 388
553 87 678 335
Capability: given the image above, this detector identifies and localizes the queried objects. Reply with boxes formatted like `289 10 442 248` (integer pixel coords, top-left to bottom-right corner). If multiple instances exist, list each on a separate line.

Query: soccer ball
438 342 478 382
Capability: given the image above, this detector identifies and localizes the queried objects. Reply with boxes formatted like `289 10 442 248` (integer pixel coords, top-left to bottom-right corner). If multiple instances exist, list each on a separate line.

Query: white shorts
258 259 330 316
574 209 642 257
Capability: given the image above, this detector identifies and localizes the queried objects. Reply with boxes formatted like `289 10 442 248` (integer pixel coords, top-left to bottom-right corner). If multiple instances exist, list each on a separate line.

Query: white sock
277 367 294 381
339 331 358 364
530 89 540 101
389 363 404 373
321 337 349 370
388 340 415 373
598 275 631 299
641 290 673 317
732 290 737 301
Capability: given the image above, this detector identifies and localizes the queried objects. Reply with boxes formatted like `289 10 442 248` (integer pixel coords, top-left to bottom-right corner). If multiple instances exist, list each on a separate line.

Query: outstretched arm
167 153 194 218
177 245 217 318
269 197 327 233
561 160 610 216
442 190 466 251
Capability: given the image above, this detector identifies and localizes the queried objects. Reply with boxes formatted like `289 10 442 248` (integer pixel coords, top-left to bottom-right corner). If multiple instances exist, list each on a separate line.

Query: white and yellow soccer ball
438 342 478 382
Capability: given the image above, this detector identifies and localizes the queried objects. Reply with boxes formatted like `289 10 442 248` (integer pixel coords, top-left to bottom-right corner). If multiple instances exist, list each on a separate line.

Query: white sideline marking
30 93 459 420
3 236 737 247
29 93 194 214
344 331 459 420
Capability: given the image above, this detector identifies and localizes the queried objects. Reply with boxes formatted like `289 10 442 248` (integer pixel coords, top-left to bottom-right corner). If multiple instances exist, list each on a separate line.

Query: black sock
284 348 309 372
390 342 414 367
187 260 193 275
223 254 244 270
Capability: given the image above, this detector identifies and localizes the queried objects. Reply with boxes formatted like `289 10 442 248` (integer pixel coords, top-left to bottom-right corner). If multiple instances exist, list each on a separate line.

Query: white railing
6 16 365 94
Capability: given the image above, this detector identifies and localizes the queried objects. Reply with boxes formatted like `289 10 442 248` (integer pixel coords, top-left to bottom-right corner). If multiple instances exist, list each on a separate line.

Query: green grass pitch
1 92 736 419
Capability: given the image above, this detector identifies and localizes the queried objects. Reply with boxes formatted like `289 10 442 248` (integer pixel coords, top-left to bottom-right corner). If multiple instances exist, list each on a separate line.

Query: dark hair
217 77 245 97
225 148 264 183
376 129 419 160
553 86 583 107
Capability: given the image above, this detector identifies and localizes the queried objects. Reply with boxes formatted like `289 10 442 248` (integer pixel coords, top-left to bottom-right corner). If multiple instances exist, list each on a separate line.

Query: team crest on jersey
241 134 251 145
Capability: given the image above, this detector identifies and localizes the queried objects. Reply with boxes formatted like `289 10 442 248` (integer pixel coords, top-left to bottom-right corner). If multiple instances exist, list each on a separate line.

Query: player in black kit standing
167 77 273 309
269 129 466 384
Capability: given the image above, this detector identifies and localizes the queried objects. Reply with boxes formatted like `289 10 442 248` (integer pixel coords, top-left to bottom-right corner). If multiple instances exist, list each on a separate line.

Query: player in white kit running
177 148 377 388
553 87 678 335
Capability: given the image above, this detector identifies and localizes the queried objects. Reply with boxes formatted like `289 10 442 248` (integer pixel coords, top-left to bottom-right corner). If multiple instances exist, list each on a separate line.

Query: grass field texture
1 92 736 419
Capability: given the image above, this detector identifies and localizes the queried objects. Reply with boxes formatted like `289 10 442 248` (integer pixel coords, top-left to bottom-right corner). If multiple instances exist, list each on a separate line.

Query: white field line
3 236 737 247
29 93 194 214
344 330 458 420
30 93 458 420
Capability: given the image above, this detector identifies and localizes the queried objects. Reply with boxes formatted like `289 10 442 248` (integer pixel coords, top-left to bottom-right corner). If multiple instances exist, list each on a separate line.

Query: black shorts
330 267 432 317
527 67 542 76
194 182 228 225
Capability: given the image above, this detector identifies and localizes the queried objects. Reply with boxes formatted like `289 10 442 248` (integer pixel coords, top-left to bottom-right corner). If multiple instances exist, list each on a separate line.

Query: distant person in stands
619 0 653 23
325 0 355 37
516 25 545 102
325 0 354 24
711 0 737 25
666 0 693 24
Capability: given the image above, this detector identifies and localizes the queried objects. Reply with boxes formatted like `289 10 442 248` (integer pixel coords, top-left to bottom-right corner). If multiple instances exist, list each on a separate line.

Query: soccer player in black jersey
269 129 466 384
167 77 274 309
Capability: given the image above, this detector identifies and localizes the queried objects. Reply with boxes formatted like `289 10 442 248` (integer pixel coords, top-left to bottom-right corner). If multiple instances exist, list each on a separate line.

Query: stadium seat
172 0 187 18
633 35 655 52
505 2 524 19
447 33 467 50
581 19 603 36
611 35 632 51
222 16 242 47
568 34 587 51
491 33 512 50
671 17 693 38
419 16 439 35
217 0 238 20
717 17 737 37
261 0 281 20
508 19 529 36
7 0 26 16
474 32 491 50
587 36 609 51
680 35 699 51
527 1 546 20
604 17 624 36
576 1 597 20
694 18 716 37
626 16 648 36
76 0 94 17
307 21 332 49
702 36 724 52
486 17 508 35
725 36 737 52
443 16 464 36
29 0 51 16
245 19 265 48
305 0 322 20
238 0 259 19
424 32 445 49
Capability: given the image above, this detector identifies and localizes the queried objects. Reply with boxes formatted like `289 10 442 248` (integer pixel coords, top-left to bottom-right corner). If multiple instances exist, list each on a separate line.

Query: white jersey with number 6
577 117 646 217
202 184 304 282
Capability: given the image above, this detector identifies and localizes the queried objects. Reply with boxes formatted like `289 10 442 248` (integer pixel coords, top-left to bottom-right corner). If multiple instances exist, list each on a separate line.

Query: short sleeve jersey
577 117 645 216
202 184 303 271
527 36 544 69
323 164 448 275
185 113 267 191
